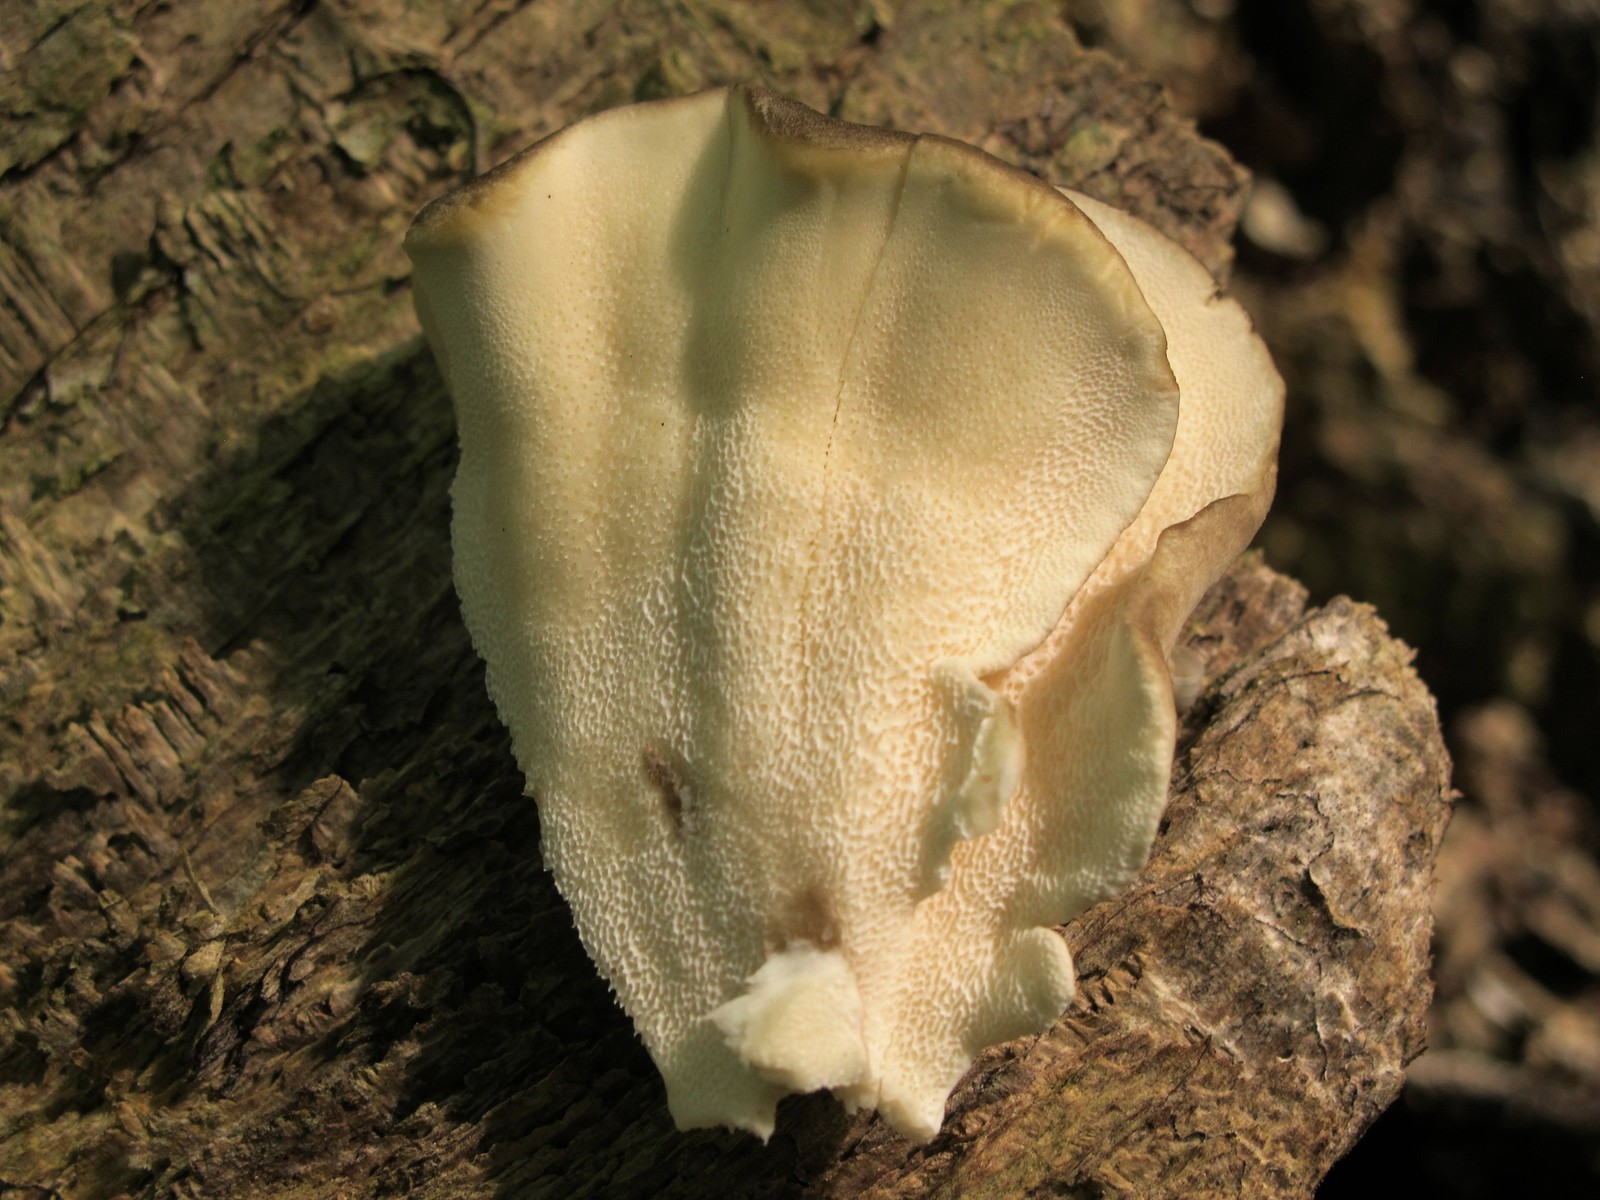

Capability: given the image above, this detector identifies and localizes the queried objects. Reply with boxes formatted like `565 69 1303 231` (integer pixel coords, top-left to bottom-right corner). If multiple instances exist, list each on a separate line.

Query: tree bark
0 2 1450 1197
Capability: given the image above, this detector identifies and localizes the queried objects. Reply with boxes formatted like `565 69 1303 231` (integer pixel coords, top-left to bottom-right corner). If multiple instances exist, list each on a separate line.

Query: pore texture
405 86 1281 1140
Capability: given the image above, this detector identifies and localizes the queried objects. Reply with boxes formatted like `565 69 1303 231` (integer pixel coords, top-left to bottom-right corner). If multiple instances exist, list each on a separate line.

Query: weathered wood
0 2 1449 1197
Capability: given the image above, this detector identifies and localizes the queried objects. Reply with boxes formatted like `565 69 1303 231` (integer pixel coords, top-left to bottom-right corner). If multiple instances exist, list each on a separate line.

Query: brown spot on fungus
641 743 692 831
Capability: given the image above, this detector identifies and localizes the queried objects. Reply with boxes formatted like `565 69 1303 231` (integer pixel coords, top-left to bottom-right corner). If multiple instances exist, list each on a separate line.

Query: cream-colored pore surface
405 87 1278 1141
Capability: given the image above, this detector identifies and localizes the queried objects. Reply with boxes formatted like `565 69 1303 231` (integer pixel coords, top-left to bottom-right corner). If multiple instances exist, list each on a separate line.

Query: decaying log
0 2 1450 1197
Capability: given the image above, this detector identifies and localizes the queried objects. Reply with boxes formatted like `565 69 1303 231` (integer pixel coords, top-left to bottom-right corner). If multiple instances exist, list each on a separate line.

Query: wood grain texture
0 2 1447 1196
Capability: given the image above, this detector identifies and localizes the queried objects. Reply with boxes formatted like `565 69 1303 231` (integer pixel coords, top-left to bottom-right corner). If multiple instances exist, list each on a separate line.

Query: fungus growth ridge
404 86 1283 1142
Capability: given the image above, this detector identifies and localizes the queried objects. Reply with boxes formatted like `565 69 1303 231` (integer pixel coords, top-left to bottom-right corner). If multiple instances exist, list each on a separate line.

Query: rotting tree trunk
0 3 1451 1197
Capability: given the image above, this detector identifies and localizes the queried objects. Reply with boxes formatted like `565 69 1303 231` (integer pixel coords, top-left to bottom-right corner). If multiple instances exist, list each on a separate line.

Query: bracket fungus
404 86 1283 1142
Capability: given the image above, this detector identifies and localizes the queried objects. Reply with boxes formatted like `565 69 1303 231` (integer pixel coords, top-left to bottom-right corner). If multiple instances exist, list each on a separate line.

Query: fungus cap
405 86 1283 1142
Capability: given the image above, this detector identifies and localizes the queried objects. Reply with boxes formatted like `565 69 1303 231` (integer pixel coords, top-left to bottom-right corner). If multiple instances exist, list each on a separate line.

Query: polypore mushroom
404 86 1282 1142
